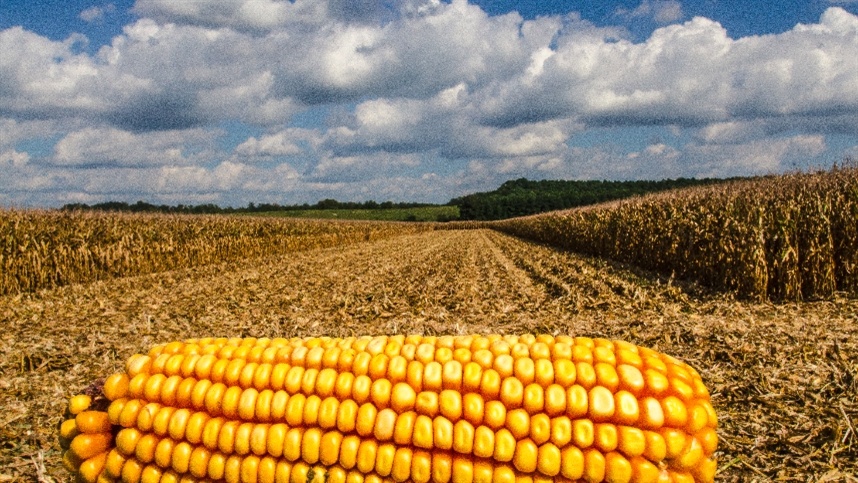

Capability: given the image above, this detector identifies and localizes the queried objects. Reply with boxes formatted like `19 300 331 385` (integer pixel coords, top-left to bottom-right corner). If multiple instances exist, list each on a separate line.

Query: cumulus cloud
0 149 29 168
0 118 61 151
687 135 828 176
0 28 105 118
616 0 684 24
1 159 303 208
133 0 306 33
80 4 116 23
53 127 218 167
318 84 579 161
1 2 857 206
134 0 452 32
491 135 828 182
234 129 322 159
308 152 422 182
6 3 855 135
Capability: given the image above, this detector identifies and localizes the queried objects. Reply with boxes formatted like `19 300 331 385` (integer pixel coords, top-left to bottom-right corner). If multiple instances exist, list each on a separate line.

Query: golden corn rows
490 166 858 301
0 210 436 295
60 334 717 483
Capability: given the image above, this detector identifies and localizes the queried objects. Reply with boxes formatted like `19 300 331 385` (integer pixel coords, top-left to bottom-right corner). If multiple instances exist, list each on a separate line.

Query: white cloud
80 7 104 23
687 135 827 177
729 8 858 118
0 118 61 150
617 0 684 24
477 7 858 130
309 152 422 182
0 149 29 168
1 4 857 206
80 4 116 23
53 127 217 167
0 28 106 117
133 0 464 33
7 3 854 136
234 129 319 157
696 120 775 145
133 0 303 33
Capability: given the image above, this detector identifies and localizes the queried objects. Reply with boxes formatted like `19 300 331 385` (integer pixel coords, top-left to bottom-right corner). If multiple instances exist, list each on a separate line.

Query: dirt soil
1 229 855 482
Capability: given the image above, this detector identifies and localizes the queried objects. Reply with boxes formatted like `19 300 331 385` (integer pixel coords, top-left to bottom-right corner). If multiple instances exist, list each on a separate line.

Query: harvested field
1 229 856 482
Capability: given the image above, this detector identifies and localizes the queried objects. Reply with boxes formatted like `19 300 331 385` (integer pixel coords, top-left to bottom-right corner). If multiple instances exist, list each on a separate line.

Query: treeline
452 177 744 220
60 177 745 220
61 199 437 214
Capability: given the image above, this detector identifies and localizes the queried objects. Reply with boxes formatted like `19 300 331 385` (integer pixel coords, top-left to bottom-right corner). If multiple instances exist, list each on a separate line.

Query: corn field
490 166 858 301
0 211 436 295
4 167 857 302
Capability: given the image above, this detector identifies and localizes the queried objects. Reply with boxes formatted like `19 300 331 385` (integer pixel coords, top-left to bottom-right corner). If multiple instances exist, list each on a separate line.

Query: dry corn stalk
490 167 858 301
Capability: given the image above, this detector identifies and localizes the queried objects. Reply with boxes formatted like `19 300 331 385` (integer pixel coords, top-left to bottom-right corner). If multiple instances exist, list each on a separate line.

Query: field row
1 230 855 481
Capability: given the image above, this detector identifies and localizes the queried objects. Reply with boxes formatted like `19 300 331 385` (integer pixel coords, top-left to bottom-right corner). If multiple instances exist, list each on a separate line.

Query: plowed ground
1 229 855 482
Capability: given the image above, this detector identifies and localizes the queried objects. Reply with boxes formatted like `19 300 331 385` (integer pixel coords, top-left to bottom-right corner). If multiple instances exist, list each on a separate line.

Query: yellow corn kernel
617 426 646 458
411 450 432 483
319 430 344 466
604 451 633 483
70 433 113 461
171 441 193 474
77 451 108 483
433 415 454 450
550 416 572 447
249 424 269 456
103 373 130 401
413 414 434 449
153 437 176 468
530 413 551 445
472 426 495 459
588 386 615 422
537 442 561 476
513 439 538 473
356 439 378 474
60 418 80 446
103 449 126 479
188 446 212 479
390 383 417 413
506 408 530 440
391 447 413 482
452 419 475 454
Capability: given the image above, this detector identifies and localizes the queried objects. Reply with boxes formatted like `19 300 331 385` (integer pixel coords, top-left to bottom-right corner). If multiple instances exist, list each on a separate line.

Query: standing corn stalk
491 167 858 301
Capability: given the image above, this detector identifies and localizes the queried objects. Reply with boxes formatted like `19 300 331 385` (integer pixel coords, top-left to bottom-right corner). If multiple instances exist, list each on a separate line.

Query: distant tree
316 199 340 210
452 177 743 220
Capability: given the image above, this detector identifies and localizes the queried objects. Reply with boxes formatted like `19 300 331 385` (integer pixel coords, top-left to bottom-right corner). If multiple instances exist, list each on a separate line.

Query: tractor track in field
1 229 856 482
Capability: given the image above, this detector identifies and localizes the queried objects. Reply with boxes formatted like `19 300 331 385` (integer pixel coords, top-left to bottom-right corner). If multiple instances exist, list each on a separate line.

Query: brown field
1 229 855 482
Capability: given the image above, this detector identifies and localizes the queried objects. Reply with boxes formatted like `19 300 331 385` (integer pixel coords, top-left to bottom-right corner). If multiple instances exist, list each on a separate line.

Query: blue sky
1 0 857 207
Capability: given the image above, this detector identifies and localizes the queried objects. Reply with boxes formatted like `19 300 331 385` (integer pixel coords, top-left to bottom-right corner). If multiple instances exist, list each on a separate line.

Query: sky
1 0 857 207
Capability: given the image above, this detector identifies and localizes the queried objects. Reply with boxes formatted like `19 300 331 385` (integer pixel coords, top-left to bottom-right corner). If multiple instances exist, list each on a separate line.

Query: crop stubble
0 229 855 482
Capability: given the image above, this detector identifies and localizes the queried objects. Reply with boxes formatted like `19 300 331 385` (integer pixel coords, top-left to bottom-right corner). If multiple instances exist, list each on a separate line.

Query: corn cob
59 334 718 483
